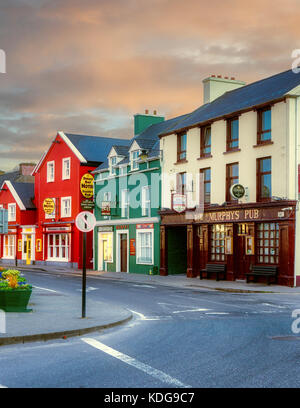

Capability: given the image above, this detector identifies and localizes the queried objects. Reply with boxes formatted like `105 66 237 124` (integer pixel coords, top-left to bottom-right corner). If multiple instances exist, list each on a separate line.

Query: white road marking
131 284 156 288
129 310 172 321
82 337 191 388
77 287 99 293
205 312 230 315
32 286 59 293
262 303 286 309
172 308 210 314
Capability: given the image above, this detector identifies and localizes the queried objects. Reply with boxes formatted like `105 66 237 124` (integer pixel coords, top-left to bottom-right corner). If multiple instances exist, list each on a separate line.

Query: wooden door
120 234 127 272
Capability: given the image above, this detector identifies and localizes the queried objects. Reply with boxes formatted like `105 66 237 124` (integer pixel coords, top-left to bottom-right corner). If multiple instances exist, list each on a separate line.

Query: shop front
160 200 297 287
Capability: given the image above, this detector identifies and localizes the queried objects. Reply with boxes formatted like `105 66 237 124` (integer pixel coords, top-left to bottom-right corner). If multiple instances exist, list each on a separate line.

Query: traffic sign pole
75 211 96 320
82 231 87 319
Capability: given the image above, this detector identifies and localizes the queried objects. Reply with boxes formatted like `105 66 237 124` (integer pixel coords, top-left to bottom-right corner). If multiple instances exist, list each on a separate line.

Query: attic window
131 150 140 170
110 156 117 175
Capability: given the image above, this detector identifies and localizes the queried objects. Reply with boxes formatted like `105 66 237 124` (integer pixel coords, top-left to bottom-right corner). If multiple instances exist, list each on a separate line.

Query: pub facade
158 68 300 286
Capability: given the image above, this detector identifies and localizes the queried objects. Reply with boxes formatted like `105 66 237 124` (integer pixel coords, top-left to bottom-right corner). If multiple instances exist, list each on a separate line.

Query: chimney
133 110 165 136
19 163 36 176
202 75 246 104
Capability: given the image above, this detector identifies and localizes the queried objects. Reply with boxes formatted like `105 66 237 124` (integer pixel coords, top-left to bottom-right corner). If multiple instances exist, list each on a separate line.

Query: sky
0 0 300 171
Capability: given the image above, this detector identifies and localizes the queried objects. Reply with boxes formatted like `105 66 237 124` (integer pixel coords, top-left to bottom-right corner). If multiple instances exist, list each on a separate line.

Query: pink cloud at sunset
0 0 299 170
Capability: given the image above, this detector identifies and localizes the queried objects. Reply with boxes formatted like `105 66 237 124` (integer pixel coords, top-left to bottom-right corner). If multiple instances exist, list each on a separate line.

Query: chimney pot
153 110 157 115
217 75 222 78
145 109 149 114
211 74 216 77
231 77 235 80
224 76 229 79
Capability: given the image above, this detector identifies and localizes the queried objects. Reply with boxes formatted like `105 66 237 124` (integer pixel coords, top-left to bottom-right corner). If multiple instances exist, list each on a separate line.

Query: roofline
58 131 87 163
158 96 288 138
0 180 26 210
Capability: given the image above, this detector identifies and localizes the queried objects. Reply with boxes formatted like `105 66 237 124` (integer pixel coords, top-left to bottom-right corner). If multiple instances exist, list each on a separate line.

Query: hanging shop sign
43 198 55 215
80 173 94 199
81 199 95 211
230 184 245 200
172 194 186 213
98 226 113 232
101 201 111 216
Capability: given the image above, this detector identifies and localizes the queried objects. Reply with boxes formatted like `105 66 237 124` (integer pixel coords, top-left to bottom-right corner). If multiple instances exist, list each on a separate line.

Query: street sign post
75 211 96 318
0 209 8 234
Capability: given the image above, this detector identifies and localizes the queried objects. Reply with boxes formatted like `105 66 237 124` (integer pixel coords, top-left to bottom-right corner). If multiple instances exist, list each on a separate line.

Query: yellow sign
80 173 94 199
43 198 55 215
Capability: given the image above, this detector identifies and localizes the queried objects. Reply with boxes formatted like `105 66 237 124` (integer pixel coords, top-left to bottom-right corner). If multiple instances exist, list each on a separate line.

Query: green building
93 112 164 275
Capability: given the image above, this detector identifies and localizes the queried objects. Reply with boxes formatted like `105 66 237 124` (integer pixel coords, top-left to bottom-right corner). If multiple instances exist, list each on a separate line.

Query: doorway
117 230 128 273
235 225 251 279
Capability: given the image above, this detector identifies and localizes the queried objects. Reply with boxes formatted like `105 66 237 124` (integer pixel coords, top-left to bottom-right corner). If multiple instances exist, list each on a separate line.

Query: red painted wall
34 133 97 268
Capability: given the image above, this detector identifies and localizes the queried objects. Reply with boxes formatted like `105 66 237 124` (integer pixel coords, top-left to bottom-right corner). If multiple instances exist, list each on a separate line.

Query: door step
235 279 246 282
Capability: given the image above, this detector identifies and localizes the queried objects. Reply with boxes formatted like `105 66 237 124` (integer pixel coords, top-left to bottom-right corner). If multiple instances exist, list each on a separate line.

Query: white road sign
75 211 96 233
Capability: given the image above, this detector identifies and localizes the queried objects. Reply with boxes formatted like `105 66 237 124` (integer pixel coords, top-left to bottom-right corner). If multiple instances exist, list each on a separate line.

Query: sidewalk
12 263 300 294
0 287 132 346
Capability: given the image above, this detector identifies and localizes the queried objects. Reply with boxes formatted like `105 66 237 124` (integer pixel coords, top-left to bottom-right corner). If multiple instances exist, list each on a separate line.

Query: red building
0 180 36 266
33 131 130 269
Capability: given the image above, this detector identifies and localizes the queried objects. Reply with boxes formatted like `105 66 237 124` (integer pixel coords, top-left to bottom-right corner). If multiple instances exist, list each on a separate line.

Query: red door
120 234 127 272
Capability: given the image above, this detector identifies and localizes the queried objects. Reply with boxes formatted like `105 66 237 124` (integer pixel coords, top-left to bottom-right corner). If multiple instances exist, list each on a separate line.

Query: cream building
159 69 300 287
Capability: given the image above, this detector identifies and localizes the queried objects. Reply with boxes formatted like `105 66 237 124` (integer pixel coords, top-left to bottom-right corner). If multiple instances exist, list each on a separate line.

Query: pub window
257 107 271 144
177 133 187 162
200 168 211 205
226 117 239 151
210 224 225 261
257 157 272 201
226 162 239 202
256 223 279 264
200 126 211 157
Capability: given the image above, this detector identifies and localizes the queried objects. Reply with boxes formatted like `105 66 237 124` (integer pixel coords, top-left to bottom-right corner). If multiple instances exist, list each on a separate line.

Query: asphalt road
1 270 300 389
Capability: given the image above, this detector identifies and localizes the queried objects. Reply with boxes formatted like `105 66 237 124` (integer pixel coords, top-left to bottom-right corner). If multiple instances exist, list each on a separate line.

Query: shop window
200 126 211 157
3 235 15 259
136 230 153 264
210 224 225 261
101 233 113 263
48 234 69 261
256 223 279 264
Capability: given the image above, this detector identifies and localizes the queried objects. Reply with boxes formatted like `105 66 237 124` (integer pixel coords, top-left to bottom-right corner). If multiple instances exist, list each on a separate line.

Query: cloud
0 0 299 170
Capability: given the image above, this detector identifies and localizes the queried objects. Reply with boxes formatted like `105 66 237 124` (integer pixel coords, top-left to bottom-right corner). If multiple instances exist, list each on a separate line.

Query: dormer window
110 156 117 175
131 150 140 171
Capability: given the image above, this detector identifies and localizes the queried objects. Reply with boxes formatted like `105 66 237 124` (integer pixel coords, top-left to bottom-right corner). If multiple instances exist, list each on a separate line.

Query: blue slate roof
159 68 300 135
11 182 36 209
64 133 131 163
0 170 34 186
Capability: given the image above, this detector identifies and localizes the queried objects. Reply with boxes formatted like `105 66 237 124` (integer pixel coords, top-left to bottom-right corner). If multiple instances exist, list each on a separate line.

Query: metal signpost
75 211 96 318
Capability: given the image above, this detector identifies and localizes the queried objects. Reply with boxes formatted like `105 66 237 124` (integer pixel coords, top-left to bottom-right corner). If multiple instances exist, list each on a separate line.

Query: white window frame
8 203 16 222
121 189 129 218
62 157 71 180
142 186 151 217
119 166 127 176
47 161 55 182
110 156 117 176
136 229 154 265
131 150 140 171
61 197 72 218
3 235 15 259
47 233 70 262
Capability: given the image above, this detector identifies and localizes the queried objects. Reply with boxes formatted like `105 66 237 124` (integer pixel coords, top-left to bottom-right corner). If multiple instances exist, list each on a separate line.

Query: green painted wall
134 113 164 136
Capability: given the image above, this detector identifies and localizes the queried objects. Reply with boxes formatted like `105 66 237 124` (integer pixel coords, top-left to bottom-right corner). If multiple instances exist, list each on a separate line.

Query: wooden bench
200 263 226 281
246 265 278 285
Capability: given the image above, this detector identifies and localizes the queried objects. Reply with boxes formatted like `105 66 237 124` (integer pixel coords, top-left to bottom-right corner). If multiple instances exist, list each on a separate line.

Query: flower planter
0 287 32 312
